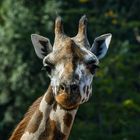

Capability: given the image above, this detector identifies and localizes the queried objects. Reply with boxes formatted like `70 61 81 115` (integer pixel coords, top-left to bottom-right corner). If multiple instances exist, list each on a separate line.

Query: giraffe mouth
55 91 81 110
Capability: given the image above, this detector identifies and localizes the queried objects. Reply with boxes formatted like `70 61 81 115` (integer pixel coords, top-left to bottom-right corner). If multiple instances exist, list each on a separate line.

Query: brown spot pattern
9 96 43 140
86 86 89 96
39 117 66 140
82 99 84 102
45 86 54 105
63 113 73 128
27 109 43 133
83 85 86 93
53 102 57 112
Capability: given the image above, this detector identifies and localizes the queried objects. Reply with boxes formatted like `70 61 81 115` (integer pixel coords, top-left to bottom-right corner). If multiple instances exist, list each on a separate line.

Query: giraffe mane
9 96 43 140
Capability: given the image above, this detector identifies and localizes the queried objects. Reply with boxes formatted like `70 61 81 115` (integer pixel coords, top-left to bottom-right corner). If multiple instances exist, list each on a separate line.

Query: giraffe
9 15 112 140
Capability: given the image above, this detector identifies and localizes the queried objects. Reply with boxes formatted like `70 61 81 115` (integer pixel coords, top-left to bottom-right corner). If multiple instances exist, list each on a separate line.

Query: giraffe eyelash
41 64 53 74
86 64 100 74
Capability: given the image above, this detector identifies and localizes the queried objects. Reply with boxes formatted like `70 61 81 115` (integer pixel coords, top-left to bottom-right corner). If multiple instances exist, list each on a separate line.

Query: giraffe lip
59 93 63 95
55 89 81 109
58 92 71 97
55 93 81 110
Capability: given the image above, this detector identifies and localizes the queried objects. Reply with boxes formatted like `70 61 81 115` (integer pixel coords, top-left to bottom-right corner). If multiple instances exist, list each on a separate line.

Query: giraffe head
31 15 112 110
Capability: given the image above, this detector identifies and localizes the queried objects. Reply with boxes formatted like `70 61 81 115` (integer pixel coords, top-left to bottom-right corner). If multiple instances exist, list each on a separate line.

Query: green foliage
0 0 140 140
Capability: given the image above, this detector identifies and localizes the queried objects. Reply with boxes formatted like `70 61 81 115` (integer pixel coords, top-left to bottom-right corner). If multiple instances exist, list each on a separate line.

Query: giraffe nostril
70 84 79 92
60 84 65 91
74 74 79 80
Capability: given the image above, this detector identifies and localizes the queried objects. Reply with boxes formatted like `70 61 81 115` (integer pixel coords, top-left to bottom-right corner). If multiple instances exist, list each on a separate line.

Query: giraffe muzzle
55 83 81 110
59 83 79 94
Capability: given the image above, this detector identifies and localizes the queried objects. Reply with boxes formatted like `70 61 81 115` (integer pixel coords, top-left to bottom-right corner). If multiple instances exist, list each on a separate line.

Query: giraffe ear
31 34 52 59
90 33 112 59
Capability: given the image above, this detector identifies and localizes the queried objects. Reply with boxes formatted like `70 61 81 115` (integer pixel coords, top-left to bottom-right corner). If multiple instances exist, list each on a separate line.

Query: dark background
0 0 140 140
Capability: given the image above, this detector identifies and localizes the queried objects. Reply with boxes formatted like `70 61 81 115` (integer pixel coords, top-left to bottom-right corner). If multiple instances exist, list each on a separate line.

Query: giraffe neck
20 85 78 140
46 103 78 140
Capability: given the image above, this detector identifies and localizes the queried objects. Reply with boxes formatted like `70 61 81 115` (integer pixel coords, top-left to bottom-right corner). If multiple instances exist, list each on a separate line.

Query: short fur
9 96 43 140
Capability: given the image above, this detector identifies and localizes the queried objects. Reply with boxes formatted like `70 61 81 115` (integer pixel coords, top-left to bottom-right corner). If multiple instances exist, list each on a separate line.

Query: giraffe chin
55 93 80 110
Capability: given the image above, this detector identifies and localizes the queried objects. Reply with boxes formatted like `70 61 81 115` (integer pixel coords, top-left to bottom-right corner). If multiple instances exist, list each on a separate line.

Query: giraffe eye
86 63 99 74
43 65 52 74
42 61 54 74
